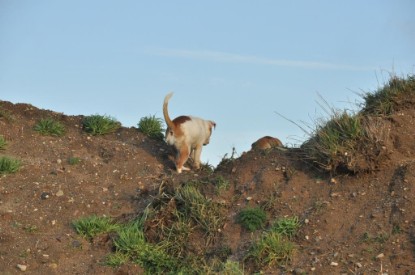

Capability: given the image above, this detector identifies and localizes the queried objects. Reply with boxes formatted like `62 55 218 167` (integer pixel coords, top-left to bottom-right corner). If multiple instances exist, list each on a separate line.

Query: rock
17 264 27 271
293 268 306 274
376 253 384 259
49 263 58 269
40 192 51 200
356 262 363 268
56 190 64 197
72 240 82 248
330 192 340 198
330 262 338 266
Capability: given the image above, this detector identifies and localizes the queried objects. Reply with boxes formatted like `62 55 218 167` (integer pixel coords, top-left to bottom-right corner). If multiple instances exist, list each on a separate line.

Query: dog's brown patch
173 115 191 127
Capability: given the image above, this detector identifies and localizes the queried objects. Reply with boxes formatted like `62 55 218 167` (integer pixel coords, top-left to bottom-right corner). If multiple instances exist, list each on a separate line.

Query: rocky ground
0 99 414 274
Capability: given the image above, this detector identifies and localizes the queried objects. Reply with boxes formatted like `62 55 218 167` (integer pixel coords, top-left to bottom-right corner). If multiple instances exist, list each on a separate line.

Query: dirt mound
1 98 414 274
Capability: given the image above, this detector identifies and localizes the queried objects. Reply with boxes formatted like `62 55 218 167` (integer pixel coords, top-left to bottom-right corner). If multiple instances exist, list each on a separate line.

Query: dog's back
180 116 215 147
251 136 283 150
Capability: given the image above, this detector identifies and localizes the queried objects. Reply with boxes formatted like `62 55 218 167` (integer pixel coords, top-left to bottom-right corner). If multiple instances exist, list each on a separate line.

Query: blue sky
1 1 414 166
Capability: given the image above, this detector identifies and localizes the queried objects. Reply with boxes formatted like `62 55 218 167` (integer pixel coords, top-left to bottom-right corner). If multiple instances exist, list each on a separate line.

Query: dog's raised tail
163 92 175 130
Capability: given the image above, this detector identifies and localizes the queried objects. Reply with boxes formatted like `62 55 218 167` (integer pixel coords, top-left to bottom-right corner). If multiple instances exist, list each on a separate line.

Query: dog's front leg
192 144 203 170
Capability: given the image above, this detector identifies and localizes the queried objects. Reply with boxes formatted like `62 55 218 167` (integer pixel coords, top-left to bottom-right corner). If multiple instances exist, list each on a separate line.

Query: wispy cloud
148 48 376 71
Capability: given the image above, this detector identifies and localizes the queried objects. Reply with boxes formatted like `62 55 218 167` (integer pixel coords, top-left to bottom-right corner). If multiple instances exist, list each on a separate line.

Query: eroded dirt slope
0 100 414 274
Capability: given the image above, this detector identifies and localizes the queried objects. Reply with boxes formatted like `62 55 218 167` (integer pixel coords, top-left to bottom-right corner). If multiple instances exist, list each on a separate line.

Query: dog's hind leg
176 144 191 173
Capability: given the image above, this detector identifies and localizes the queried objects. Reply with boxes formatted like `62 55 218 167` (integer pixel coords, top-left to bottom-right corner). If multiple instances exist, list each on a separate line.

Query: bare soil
0 100 414 274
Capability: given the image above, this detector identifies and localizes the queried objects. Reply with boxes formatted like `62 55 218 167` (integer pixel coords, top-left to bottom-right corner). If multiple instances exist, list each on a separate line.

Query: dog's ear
210 121 216 129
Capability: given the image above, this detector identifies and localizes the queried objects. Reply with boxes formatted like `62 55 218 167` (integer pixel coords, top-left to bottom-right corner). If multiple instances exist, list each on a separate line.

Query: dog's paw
177 166 190 173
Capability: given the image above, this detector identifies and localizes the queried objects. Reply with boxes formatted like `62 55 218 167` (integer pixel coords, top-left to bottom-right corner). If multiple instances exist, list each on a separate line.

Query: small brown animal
163 92 216 173
251 136 283 150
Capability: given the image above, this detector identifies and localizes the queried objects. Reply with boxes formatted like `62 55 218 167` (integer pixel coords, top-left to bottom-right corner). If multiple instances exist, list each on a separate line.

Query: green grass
301 111 365 171
361 75 415 115
82 115 121 135
159 209 193 258
0 156 21 174
34 118 66 136
175 183 225 240
72 183 226 273
68 157 81 165
105 251 130 267
245 231 294 268
300 74 415 173
72 215 120 240
221 260 244 275
237 207 267 232
138 115 164 140
114 220 179 273
0 136 7 150
270 216 300 239
214 175 230 194
113 220 146 254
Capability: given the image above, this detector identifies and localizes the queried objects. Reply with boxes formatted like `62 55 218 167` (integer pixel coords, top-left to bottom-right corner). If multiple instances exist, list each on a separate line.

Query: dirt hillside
0 98 414 274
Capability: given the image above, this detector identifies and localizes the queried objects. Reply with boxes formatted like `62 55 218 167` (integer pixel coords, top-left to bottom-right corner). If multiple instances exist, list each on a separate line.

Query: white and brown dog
163 92 216 173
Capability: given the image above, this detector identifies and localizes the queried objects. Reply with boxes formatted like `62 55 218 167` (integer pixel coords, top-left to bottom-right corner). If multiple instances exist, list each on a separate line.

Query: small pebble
56 190 64 197
293 268 306 274
17 264 27 271
72 240 82 248
40 192 51 200
376 253 384 259
330 262 339 266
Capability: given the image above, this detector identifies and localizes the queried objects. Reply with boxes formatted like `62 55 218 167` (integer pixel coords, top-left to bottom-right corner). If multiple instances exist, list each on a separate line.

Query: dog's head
203 120 216 145
165 127 176 145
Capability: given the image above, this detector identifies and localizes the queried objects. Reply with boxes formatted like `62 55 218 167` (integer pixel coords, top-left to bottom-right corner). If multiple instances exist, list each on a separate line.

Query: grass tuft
175 183 225 240
72 215 120 240
0 136 7 150
0 156 21 174
221 260 244 275
34 118 66 136
270 216 300 238
138 115 164 140
68 157 81 165
82 115 121 135
214 175 230 194
237 207 267 232
105 251 130 267
297 75 415 173
114 220 179 273
245 231 294 268
361 75 415 115
302 110 365 171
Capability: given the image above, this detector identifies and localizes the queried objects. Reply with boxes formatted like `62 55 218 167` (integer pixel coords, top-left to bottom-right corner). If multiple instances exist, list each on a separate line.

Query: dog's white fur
163 92 216 173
